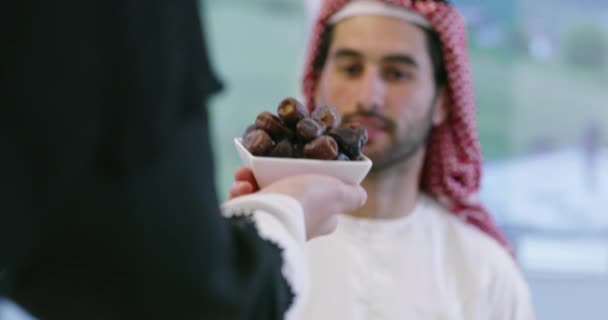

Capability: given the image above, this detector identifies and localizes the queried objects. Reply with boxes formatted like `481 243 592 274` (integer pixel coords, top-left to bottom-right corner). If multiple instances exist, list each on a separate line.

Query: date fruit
329 126 367 160
337 153 350 161
243 129 274 156
312 104 341 130
255 111 290 140
269 138 295 158
303 135 339 160
296 118 326 142
241 97 367 161
277 97 308 128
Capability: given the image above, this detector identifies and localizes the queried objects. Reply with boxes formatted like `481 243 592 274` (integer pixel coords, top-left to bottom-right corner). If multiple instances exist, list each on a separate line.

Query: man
232 0 534 318
0 0 366 319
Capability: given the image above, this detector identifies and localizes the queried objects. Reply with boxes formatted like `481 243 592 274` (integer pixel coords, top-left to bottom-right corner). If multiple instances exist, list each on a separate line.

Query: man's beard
342 101 437 173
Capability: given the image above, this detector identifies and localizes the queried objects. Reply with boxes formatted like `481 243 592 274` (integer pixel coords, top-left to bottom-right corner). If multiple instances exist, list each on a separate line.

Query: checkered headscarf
302 0 512 253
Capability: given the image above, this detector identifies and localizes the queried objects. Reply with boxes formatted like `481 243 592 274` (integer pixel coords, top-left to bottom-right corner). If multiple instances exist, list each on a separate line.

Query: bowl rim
234 137 372 166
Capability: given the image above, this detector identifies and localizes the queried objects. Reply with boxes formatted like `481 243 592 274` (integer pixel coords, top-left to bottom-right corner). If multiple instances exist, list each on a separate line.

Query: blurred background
202 0 608 319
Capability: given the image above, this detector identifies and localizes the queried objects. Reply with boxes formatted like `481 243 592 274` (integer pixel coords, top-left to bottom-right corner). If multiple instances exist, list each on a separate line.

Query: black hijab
1 1 292 318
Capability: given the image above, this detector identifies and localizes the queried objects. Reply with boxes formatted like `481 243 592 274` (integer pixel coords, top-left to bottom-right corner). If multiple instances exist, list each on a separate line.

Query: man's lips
349 116 387 130
365 128 384 140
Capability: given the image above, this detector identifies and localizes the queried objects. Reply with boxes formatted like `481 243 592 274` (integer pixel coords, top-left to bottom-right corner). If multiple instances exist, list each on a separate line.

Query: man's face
315 15 445 171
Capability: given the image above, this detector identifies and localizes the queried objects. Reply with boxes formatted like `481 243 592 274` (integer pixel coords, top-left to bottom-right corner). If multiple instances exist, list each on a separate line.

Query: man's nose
356 69 385 113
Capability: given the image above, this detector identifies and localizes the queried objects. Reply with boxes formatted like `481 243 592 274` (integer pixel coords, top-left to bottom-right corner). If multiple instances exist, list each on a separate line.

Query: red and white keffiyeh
302 0 512 253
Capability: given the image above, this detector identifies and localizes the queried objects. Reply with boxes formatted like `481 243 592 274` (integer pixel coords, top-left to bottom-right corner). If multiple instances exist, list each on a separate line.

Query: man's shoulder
420 195 517 275
422 195 533 311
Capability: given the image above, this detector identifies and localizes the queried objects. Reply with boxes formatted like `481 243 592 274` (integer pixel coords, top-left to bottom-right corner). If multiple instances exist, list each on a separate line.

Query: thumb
336 184 367 212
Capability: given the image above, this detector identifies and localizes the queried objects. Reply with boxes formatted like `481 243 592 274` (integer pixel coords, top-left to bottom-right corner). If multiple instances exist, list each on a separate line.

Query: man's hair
312 1 449 89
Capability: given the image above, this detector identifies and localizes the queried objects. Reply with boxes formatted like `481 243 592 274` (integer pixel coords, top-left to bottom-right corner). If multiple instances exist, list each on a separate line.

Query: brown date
342 121 368 145
243 129 274 156
242 123 257 139
303 135 339 160
296 117 326 142
359 127 368 145
277 97 308 129
312 104 341 130
329 127 367 160
337 153 350 161
255 111 291 140
269 139 295 158
292 142 303 158
240 98 367 161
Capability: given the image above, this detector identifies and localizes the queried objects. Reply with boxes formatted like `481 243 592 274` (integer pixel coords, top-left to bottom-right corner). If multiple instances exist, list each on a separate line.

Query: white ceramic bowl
234 137 372 188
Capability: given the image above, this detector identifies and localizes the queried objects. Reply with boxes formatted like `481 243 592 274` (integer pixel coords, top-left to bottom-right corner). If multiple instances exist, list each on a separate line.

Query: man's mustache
341 111 397 133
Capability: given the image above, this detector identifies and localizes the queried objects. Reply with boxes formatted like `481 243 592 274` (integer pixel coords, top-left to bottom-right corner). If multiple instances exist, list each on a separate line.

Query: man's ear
432 87 449 126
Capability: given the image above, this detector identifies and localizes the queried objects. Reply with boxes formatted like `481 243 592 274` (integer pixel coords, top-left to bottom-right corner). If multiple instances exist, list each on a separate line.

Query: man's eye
340 64 362 77
382 68 411 82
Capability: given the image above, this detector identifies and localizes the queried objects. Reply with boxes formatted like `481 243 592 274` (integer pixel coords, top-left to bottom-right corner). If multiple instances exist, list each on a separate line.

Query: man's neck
347 148 426 220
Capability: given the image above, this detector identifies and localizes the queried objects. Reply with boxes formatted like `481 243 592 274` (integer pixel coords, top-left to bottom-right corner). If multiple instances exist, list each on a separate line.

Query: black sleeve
0 0 294 319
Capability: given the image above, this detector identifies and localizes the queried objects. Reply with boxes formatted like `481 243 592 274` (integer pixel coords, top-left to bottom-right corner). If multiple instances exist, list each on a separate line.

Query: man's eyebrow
332 49 419 68
381 54 419 68
332 48 363 59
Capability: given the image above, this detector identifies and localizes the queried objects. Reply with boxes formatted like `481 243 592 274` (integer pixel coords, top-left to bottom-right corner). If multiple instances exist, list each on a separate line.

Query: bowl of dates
234 97 372 187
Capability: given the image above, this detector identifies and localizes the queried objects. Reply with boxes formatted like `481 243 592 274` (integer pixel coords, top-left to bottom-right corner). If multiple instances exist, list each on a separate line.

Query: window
462 1 608 319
